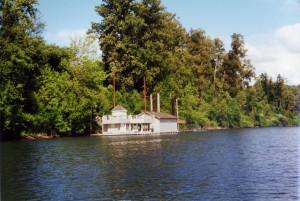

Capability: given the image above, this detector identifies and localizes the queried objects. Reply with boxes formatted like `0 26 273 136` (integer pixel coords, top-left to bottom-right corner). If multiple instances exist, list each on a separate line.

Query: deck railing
102 114 155 124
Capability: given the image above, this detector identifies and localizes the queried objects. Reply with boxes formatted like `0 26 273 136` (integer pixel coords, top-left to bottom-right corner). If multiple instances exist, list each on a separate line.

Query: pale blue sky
164 0 299 36
39 0 299 43
38 0 300 85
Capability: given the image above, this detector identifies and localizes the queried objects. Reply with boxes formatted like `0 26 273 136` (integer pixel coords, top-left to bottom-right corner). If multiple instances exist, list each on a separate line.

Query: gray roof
145 111 177 119
112 105 127 111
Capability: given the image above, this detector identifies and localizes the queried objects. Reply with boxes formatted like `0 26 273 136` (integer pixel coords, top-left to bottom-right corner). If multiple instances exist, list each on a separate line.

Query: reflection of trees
1 141 52 200
99 135 182 199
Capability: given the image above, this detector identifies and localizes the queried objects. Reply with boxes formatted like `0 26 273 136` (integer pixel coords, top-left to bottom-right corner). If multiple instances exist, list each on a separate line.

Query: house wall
106 124 118 134
106 123 127 134
159 119 178 133
119 123 127 133
152 119 160 133
112 110 127 116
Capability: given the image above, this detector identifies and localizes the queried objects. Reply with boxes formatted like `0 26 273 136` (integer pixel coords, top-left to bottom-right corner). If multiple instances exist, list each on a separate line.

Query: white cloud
283 0 299 8
44 29 87 47
275 23 300 53
245 23 300 85
44 29 102 59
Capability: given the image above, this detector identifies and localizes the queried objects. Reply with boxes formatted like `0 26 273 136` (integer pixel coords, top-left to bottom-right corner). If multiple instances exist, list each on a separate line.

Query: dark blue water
1 127 299 200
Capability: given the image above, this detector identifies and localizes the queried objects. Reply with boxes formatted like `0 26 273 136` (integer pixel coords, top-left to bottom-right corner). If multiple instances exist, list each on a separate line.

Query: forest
1 0 299 140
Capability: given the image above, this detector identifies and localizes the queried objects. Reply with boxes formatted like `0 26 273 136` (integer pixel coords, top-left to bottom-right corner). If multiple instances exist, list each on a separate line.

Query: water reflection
1 127 298 200
98 135 183 199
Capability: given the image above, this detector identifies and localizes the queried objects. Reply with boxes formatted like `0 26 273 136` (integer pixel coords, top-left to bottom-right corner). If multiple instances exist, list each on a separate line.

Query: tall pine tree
91 0 186 93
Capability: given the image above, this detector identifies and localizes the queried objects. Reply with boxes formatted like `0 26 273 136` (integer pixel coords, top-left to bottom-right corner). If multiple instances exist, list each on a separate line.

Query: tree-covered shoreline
1 0 299 140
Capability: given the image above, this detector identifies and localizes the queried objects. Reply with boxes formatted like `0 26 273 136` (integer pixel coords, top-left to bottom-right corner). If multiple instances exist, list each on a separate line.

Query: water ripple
1 127 298 200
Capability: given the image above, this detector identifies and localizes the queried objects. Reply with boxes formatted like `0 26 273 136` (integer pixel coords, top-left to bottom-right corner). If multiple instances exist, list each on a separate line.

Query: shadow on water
1 127 299 200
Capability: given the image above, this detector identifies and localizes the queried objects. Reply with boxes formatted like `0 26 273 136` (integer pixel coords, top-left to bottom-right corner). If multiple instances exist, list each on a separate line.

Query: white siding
152 119 160 133
151 118 177 133
159 119 178 133
112 110 127 116
107 124 119 134
119 123 126 133
106 124 127 134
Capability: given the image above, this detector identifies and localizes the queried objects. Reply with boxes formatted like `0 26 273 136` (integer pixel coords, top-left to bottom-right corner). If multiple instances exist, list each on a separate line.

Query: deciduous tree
0 0 45 138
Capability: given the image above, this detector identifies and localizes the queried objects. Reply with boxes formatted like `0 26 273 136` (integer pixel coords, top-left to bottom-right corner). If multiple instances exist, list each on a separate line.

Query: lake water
1 127 299 200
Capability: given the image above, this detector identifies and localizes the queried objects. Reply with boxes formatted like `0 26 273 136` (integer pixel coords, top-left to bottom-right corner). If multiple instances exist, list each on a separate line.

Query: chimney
176 98 179 118
150 94 153 112
157 93 160 112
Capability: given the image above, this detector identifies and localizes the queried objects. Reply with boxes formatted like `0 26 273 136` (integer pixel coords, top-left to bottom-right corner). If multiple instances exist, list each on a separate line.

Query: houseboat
102 105 178 135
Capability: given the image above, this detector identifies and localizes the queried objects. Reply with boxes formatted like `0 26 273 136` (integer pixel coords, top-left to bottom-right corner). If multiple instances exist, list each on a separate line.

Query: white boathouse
102 105 178 135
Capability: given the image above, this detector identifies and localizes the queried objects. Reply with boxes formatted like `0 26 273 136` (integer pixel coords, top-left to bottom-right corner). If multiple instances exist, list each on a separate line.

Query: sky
38 0 300 85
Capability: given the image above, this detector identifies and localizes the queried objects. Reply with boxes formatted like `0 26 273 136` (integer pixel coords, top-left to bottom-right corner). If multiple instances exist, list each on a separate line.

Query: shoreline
22 133 60 140
7 125 299 141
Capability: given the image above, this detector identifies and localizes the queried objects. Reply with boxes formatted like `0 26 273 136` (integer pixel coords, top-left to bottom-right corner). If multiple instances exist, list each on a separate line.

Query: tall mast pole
113 71 116 107
144 76 146 111
176 98 179 118
176 98 179 131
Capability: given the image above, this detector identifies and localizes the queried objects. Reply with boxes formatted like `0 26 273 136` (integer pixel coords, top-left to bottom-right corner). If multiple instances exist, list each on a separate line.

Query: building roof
112 105 127 111
144 111 177 119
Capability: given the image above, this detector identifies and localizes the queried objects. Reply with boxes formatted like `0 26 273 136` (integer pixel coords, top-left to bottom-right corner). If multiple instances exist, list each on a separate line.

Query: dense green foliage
1 0 45 139
1 0 299 140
